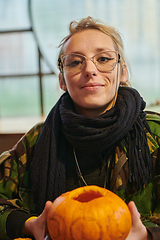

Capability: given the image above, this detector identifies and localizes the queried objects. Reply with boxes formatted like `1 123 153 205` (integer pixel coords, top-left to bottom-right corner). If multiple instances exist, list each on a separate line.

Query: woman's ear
120 63 128 84
59 73 67 91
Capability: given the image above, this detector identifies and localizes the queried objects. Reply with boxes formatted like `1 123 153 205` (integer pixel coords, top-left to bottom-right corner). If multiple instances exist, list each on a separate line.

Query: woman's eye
97 57 113 63
67 60 82 67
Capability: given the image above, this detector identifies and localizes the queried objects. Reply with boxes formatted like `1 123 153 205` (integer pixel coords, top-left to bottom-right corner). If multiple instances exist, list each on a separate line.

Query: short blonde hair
58 16 130 86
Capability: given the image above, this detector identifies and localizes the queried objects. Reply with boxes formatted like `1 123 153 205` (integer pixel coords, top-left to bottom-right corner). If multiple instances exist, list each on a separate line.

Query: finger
44 201 52 237
45 201 53 214
128 201 141 226
42 201 53 219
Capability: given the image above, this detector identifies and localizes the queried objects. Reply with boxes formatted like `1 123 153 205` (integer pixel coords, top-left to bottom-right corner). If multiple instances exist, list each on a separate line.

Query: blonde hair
58 16 130 86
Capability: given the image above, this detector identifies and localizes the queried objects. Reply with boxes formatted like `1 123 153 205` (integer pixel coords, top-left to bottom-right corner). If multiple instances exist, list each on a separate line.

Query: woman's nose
83 59 98 77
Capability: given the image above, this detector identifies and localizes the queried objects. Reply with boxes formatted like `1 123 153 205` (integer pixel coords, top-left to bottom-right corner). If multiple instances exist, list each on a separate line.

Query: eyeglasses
59 51 120 74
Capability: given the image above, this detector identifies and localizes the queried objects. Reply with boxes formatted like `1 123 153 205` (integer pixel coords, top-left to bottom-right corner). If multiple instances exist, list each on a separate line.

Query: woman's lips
81 83 104 90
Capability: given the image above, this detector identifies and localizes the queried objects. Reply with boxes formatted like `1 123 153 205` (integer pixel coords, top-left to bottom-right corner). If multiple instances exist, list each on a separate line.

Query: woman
0 16 160 240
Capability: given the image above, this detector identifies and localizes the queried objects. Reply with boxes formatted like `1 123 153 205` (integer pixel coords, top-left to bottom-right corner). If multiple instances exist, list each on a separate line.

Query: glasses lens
95 51 117 72
62 54 85 73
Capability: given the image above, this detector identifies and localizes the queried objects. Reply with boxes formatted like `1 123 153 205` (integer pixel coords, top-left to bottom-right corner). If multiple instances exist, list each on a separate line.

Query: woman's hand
126 201 147 240
23 201 52 240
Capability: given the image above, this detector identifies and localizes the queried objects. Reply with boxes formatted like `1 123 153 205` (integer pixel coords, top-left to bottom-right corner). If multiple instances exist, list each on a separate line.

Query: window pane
0 0 30 30
0 77 40 117
0 32 38 75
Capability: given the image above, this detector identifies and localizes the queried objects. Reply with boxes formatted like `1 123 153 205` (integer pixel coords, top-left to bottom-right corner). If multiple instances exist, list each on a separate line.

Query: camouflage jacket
0 112 160 240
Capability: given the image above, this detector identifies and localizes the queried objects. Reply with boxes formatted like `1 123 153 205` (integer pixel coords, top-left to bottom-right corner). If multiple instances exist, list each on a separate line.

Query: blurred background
0 0 160 136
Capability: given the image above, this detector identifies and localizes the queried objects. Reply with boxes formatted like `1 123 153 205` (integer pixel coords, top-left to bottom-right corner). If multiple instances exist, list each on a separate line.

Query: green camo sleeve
0 122 43 239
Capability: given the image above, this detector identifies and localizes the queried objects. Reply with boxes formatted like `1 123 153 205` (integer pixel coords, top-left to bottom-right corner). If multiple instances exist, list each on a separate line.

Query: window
0 0 160 132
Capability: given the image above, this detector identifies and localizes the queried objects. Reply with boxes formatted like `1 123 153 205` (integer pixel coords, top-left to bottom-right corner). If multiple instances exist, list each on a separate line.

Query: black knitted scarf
31 87 152 214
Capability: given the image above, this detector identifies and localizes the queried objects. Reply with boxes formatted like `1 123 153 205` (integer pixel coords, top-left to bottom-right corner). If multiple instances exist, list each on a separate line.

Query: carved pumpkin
47 185 132 240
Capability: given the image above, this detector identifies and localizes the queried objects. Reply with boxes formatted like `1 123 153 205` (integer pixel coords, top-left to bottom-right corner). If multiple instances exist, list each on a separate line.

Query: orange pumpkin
47 185 132 240
14 238 32 240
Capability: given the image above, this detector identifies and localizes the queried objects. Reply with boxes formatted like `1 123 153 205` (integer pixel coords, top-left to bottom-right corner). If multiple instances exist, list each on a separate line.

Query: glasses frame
59 51 120 74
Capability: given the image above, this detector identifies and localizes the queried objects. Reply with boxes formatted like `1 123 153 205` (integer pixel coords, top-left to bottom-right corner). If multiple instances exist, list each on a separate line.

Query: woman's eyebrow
72 48 112 53
96 47 113 52
66 48 114 56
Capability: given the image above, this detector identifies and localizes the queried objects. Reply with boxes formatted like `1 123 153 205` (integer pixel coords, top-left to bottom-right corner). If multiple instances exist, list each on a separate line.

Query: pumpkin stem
73 190 103 202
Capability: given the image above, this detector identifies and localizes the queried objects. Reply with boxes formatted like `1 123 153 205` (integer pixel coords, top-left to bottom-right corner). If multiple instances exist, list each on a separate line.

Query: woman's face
59 29 128 117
